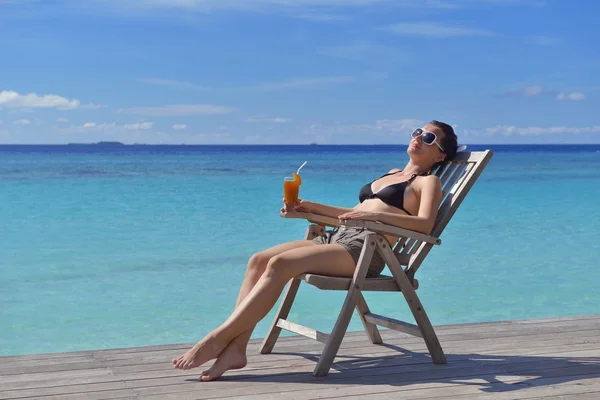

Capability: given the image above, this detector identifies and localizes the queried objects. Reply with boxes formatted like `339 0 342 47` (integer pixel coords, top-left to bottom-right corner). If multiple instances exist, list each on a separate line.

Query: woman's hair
429 120 458 170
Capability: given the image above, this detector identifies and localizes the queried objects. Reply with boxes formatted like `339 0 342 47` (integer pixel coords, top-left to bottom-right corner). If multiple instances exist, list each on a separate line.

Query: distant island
67 141 125 146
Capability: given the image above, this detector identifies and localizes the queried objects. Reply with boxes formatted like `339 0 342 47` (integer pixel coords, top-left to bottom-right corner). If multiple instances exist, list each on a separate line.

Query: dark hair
429 120 458 169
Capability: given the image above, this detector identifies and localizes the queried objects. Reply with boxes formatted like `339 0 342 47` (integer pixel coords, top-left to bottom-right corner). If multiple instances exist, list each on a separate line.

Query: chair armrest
280 211 441 245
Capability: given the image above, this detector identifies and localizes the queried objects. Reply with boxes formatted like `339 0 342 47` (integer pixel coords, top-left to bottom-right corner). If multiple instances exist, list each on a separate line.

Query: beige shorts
312 227 386 278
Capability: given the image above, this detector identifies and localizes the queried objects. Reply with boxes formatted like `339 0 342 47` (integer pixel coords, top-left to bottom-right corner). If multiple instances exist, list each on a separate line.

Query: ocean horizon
2 143 600 356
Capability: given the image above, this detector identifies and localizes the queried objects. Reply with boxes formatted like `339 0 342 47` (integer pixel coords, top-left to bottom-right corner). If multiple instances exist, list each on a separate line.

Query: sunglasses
411 128 445 152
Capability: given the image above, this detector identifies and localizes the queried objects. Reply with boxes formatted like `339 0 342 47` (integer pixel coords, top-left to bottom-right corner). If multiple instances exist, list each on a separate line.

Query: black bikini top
358 171 426 215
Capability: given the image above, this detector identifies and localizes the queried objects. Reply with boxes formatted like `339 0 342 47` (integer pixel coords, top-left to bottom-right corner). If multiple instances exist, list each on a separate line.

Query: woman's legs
172 239 317 377
173 243 357 373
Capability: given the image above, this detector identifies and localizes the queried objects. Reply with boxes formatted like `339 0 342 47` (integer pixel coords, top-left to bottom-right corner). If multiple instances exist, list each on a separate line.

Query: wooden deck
2 315 600 399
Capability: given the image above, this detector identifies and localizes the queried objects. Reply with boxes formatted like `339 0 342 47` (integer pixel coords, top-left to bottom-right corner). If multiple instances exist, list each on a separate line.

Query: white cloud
58 121 234 144
556 92 585 101
172 124 187 130
123 122 154 130
0 90 103 111
387 22 494 38
118 104 235 116
77 122 156 131
0 90 80 110
13 119 31 125
522 85 545 97
116 131 233 145
483 125 600 136
56 117 69 122
301 118 422 136
247 116 292 123
500 85 586 101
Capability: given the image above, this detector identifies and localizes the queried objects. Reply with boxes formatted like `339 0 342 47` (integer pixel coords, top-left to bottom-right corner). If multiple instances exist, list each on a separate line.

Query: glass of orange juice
283 173 301 204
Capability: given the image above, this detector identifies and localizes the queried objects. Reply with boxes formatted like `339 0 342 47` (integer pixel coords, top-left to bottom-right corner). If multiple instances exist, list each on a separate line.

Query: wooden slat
275 320 330 344
3 314 599 400
301 273 401 291
3 336 598 398
353 292 382 344
313 235 377 376
363 312 422 337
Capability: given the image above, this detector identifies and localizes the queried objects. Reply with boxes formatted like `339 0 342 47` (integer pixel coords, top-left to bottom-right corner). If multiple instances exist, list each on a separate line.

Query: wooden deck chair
259 150 494 377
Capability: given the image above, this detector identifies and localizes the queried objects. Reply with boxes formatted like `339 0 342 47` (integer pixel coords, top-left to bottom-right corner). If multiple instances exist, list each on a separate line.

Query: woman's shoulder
415 173 442 190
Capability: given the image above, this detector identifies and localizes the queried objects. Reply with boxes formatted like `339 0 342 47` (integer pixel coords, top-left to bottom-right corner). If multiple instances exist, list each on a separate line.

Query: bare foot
199 342 247 382
172 336 227 370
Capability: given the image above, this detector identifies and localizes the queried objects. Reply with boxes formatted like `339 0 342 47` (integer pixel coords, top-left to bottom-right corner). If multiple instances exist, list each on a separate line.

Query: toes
172 355 184 367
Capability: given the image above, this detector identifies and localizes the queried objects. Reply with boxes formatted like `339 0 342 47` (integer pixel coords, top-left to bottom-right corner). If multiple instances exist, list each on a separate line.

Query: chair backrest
392 150 494 276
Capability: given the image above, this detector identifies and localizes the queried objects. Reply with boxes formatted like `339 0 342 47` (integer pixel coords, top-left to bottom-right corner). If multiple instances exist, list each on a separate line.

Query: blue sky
0 0 598 144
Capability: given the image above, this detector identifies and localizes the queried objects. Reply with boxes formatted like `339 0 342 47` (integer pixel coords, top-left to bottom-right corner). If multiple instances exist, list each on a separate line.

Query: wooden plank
275 320 330 344
3 317 600 374
2 314 596 363
22 346 599 400
2 317 598 398
364 313 422 337
2 343 599 399
353 292 382 345
376 237 446 364
5 324 596 383
137 353 600 400
4 332 597 394
3 317 598 381
313 235 376 376
260 277 302 354
301 274 401 291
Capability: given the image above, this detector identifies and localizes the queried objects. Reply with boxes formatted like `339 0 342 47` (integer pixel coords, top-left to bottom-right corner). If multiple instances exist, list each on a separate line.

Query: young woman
172 120 459 381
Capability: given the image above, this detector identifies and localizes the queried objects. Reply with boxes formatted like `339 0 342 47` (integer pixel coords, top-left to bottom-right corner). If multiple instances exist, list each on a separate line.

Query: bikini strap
372 170 401 182
408 171 428 183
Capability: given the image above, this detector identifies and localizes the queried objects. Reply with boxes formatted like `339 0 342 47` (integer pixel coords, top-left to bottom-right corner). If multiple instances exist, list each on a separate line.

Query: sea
1 144 600 356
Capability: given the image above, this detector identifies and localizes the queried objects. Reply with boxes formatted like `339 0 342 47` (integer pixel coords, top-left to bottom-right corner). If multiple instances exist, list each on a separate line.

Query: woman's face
407 123 447 166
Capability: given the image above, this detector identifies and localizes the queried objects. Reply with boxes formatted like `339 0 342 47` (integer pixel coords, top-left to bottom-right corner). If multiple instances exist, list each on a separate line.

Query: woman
172 120 459 381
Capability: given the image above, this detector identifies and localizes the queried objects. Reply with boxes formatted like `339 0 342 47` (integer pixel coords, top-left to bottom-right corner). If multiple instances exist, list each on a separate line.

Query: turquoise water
2 144 600 356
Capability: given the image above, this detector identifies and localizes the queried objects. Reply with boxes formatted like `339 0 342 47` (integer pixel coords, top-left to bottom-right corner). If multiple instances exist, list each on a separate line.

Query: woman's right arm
284 199 355 219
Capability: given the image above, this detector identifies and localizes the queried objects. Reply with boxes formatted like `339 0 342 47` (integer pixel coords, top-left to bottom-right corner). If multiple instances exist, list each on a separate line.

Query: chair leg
355 292 382 344
376 238 447 364
260 224 323 354
259 277 301 354
313 235 377 376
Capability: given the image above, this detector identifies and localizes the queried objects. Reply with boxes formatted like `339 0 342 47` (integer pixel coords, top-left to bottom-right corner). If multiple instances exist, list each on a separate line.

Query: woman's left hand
337 210 380 222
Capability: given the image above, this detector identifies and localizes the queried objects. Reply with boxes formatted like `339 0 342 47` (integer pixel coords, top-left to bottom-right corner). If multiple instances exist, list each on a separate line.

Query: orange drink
283 172 302 204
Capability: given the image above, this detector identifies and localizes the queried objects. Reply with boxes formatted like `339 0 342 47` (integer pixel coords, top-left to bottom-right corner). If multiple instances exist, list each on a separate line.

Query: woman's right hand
281 198 313 213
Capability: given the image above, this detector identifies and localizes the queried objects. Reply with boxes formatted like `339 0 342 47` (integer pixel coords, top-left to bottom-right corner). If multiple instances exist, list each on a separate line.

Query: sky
0 0 599 145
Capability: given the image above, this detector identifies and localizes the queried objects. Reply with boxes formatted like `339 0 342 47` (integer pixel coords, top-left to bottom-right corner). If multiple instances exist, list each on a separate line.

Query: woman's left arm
338 175 443 234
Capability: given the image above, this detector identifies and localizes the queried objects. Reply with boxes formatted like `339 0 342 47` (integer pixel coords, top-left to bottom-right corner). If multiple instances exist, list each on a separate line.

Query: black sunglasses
411 128 445 152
